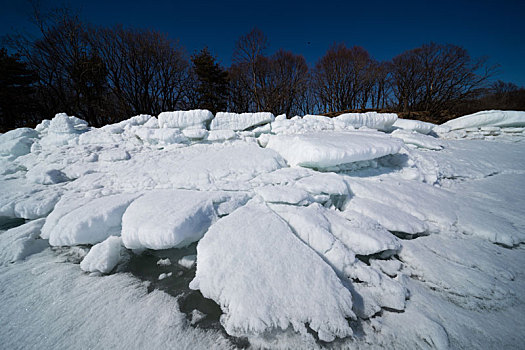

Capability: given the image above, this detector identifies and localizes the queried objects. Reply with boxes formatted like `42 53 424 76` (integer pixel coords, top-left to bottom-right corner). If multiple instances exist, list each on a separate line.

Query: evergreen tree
191 48 229 114
0 49 38 132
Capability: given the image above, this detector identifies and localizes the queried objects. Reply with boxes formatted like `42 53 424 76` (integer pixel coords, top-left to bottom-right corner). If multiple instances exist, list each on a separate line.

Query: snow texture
442 110 525 130
80 236 122 274
209 112 275 131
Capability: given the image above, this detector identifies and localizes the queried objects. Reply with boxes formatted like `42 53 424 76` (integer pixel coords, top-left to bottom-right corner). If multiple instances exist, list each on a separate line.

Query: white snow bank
266 132 403 168
392 118 435 134
121 190 246 250
335 112 398 131
80 236 122 274
158 110 213 129
42 193 140 246
0 219 47 265
210 112 274 131
190 201 355 342
442 110 525 130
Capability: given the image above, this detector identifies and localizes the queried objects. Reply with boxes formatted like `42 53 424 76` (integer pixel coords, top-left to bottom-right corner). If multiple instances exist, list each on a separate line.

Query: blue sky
1 0 524 86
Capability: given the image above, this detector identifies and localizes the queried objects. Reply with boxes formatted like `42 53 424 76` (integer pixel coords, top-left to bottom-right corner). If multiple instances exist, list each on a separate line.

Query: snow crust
392 118 435 134
442 110 525 130
158 110 213 129
335 112 398 131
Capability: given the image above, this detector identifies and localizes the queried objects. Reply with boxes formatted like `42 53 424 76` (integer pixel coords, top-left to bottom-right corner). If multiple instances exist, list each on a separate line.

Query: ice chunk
210 112 274 131
44 193 140 246
335 112 398 131
0 128 38 158
182 128 208 140
156 258 172 266
80 236 122 274
134 128 188 145
266 132 402 168
158 272 173 280
206 129 236 141
344 196 429 235
391 129 444 150
178 254 197 269
99 149 131 162
0 219 47 265
442 110 525 130
190 201 355 342
255 185 312 205
158 110 213 129
121 190 239 250
392 118 435 134
26 168 70 185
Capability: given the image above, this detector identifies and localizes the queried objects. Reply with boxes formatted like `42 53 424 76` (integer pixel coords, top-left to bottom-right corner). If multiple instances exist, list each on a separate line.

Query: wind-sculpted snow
266 131 403 168
190 201 356 342
1 110 525 348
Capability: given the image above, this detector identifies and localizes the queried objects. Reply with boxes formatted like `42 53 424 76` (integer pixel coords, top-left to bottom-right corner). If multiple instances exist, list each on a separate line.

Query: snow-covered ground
1 110 524 349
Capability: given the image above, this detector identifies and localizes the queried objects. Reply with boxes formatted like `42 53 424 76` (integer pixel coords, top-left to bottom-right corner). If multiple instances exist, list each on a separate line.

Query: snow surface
266 131 403 168
392 118 435 134
209 112 274 131
1 110 525 349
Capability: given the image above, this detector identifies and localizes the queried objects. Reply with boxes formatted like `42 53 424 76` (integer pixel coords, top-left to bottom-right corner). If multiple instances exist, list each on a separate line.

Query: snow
335 112 398 131
80 236 122 274
42 193 140 246
442 110 525 130
157 110 213 129
266 131 403 168
1 109 525 348
177 254 196 269
392 118 435 134
0 219 47 265
190 201 355 342
121 190 245 250
209 112 275 131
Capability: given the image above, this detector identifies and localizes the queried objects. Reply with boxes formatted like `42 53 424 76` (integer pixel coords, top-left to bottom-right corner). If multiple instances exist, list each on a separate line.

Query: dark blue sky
1 0 524 86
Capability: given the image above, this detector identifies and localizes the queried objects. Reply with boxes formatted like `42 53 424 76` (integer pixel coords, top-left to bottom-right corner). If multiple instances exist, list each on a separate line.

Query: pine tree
0 49 38 131
191 48 229 114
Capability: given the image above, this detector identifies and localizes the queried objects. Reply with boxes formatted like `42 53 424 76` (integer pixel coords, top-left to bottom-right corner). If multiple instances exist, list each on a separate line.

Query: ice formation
1 109 524 349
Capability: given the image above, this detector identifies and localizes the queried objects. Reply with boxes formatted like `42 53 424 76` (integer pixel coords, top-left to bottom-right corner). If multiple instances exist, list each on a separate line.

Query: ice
43 193 140 246
134 127 188 145
343 196 429 235
442 110 525 130
392 118 435 134
255 185 313 205
0 219 47 265
98 149 131 162
26 168 69 185
157 110 214 129
190 201 355 342
210 112 275 131
178 254 196 269
0 128 38 158
391 129 445 150
121 190 244 250
158 272 173 280
156 258 172 266
80 236 122 274
206 129 236 141
334 112 398 131
266 131 403 168
182 128 208 139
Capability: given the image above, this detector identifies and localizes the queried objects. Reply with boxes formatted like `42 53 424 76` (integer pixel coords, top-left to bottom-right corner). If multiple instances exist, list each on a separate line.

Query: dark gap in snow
356 249 399 265
389 231 429 240
0 217 26 231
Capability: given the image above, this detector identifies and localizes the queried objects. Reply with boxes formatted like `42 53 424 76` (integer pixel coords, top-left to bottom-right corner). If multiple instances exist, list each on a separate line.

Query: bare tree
233 28 268 111
313 44 372 112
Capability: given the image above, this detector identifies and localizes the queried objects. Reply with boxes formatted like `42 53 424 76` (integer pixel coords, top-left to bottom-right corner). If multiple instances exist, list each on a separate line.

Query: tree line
1 7 524 132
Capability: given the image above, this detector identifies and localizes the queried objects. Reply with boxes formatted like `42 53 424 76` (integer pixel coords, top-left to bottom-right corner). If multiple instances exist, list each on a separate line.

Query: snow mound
442 110 525 130
42 193 140 246
392 118 435 134
0 219 47 265
121 190 246 250
266 131 403 168
134 128 188 145
80 236 122 274
210 112 274 131
190 201 355 342
158 110 214 129
335 112 398 131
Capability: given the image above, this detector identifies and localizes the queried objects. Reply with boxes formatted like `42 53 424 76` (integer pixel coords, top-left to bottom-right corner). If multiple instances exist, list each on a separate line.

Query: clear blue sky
1 0 524 86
